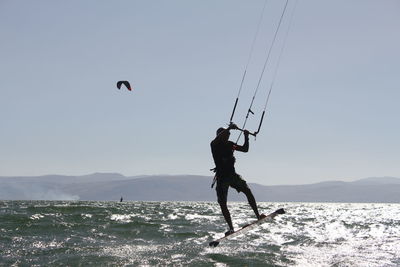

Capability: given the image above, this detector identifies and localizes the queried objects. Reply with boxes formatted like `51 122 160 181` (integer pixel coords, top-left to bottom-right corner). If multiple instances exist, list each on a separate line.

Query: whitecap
110 214 133 223
167 214 178 220
30 214 44 220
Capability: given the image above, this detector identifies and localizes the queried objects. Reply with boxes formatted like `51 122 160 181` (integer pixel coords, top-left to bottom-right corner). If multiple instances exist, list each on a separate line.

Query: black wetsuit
211 136 249 204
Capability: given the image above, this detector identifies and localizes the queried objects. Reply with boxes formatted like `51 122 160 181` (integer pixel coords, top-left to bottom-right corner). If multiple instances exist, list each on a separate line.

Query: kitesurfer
210 123 265 236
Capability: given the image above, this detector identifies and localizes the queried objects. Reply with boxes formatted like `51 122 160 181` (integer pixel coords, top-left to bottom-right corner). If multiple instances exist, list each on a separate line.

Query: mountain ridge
0 173 399 203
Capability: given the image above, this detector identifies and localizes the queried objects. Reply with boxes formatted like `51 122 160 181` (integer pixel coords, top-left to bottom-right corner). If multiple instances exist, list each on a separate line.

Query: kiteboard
209 208 285 247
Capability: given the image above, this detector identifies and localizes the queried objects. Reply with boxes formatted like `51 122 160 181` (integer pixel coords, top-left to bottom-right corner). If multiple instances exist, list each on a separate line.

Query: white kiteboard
209 208 285 247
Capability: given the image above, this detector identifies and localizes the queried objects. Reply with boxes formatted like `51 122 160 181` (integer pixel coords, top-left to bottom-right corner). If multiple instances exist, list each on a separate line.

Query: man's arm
233 130 249 152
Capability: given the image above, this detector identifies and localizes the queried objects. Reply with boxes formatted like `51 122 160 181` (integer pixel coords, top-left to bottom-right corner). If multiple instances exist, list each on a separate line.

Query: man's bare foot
258 213 267 220
225 229 234 236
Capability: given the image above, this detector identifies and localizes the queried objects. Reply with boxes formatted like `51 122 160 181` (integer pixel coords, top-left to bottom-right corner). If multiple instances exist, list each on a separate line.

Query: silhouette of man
210 123 265 235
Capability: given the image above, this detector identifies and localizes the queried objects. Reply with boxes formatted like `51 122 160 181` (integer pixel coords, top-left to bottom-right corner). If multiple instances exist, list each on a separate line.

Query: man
210 123 265 236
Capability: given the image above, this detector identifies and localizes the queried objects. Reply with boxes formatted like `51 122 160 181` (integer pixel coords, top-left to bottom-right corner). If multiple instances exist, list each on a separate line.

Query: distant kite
117 81 132 91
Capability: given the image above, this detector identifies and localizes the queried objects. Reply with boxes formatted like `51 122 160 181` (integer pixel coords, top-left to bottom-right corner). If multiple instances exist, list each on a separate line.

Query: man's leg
219 201 234 231
232 174 263 220
242 186 262 219
216 182 234 231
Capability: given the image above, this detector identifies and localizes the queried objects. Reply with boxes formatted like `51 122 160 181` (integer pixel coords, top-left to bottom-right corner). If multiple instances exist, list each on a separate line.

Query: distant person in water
210 123 265 236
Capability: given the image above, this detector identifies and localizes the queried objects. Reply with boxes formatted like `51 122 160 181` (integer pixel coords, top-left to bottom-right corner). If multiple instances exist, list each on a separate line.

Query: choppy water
0 201 399 266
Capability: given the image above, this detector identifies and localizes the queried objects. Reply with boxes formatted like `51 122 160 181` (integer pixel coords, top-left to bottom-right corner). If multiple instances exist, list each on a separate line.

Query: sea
0 201 399 267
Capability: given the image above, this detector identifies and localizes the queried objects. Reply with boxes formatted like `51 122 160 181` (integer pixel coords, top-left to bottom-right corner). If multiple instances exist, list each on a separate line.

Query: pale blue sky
0 0 399 185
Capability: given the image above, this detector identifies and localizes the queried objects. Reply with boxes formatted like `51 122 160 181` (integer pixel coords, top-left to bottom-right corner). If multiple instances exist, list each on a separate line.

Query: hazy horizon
1 173 399 202
1 172 399 186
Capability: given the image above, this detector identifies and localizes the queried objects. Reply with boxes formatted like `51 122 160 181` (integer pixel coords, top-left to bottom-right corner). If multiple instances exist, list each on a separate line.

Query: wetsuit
210 135 250 205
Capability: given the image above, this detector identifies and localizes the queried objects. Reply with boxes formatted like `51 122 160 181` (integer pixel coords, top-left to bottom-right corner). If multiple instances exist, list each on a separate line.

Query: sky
0 0 399 185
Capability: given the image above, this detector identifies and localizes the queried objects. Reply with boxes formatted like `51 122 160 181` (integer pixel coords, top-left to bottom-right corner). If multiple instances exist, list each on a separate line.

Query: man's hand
243 130 250 137
229 123 239 130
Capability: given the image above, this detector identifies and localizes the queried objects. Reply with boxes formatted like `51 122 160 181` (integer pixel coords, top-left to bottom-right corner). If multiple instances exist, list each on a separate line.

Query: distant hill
0 174 399 203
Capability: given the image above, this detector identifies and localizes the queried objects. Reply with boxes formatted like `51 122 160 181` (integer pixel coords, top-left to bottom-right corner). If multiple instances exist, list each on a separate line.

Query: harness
210 168 217 188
